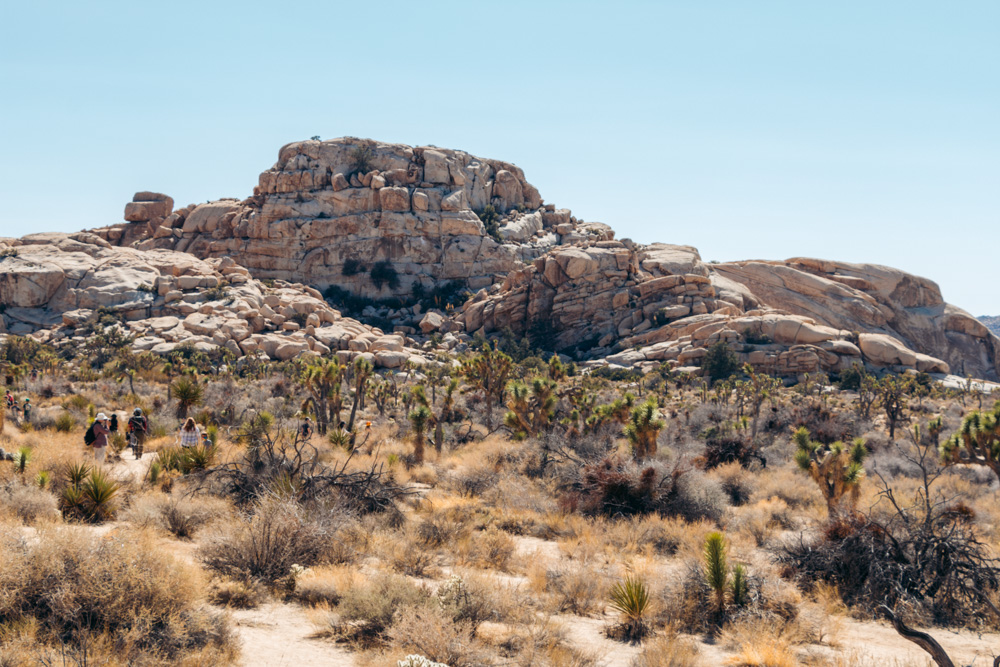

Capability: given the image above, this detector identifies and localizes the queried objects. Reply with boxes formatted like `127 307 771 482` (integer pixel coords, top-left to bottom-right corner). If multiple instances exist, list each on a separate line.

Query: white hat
96 413 108 421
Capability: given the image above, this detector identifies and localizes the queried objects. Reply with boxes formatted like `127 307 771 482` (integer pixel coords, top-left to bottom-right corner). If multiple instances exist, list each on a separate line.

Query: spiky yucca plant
15 446 32 475
704 531 729 615
608 575 651 642
35 470 50 489
731 563 749 607
65 461 91 487
80 468 120 523
504 377 557 440
793 427 867 516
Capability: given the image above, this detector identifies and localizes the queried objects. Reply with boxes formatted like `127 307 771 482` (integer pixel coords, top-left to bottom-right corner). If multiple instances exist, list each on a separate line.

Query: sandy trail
230 602 355 667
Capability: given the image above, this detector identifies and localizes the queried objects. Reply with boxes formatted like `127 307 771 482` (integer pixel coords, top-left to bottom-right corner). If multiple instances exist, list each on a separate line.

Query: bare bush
199 496 337 585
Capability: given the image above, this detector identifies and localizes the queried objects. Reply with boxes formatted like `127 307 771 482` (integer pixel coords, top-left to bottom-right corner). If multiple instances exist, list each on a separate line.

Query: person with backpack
300 416 313 440
4 391 12 411
127 408 148 460
90 413 111 466
109 413 118 434
21 398 31 424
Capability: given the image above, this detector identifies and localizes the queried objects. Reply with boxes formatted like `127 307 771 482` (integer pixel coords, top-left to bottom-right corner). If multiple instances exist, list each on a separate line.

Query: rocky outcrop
108 139 609 301
0 234 429 368
980 316 1000 337
69 137 999 382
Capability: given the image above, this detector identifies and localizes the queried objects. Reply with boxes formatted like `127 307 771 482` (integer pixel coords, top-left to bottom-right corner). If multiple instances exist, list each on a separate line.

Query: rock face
0 234 427 368
980 316 1000 337
105 139 609 301
55 137 1000 382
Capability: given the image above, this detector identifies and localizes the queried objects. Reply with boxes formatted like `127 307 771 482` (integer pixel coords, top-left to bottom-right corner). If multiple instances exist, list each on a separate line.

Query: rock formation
0 233 428 368
980 316 1000 337
5 136 998 381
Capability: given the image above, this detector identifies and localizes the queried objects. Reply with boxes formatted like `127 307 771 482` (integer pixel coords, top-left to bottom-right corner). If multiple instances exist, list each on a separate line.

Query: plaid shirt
179 426 200 448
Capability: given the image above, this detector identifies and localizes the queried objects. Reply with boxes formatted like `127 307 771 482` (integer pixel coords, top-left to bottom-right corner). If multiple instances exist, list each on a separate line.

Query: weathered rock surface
101 139 608 301
0 235 427 368
58 137 1000 382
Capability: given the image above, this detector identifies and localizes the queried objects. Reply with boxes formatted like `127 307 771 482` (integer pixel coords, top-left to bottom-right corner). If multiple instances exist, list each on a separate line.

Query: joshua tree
299 358 345 435
408 405 430 465
461 343 514 430
414 378 459 452
624 397 664 460
504 377 557 440
793 426 867 516
940 401 1000 484
739 363 780 444
589 392 635 429
346 357 373 433
877 374 912 441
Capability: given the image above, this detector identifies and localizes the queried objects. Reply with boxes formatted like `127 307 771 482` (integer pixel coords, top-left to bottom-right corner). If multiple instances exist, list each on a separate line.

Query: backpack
84 422 97 446
129 416 147 434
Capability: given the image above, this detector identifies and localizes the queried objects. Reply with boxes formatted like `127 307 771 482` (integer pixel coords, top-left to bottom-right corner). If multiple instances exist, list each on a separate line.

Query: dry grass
630 631 702 666
0 524 236 664
722 618 797 667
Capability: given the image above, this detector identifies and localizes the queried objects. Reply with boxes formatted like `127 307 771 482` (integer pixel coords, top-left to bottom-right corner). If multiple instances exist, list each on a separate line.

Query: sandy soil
231 602 355 667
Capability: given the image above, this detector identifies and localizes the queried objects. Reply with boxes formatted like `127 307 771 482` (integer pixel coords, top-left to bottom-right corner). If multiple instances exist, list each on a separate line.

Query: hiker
21 398 31 424
200 431 213 447
127 408 148 460
179 417 201 448
91 413 111 466
109 413 119 434
300 416 313 439
4 391 12 411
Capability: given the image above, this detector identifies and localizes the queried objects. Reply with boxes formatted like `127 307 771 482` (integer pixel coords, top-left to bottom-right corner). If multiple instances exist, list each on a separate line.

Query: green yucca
60 484 86 519
65 462 92 487
704 532 729 614
328 428 351 450
81 469 120 523
171 377 203 418
148 460 162 484
35 470 51 489
609 575 651 642
15 446 32 474
731 563 749 607
180 445 216 473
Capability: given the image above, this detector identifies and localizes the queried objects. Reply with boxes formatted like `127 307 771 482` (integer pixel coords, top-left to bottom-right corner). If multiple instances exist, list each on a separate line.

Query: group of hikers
5 391 31 424
83 409 211 465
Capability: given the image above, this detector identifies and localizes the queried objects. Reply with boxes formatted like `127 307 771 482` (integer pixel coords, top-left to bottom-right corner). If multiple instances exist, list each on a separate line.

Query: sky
1 1 997 314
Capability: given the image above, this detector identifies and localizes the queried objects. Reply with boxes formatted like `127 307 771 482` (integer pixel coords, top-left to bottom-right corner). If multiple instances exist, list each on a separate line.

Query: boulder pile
0 234 430 368
8 136 997 382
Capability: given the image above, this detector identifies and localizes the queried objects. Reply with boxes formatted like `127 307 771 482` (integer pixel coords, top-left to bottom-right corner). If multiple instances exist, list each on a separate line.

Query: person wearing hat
92 413 111 465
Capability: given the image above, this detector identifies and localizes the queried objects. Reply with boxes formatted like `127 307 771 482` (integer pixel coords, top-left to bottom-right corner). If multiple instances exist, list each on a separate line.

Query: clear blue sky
2 1 997 314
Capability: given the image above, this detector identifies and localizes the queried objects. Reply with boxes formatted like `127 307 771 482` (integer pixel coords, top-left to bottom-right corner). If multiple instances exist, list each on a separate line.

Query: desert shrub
702 341 740 383
335 573 429 640
342 257 366 276
590 366 644 383
348 140 375 173
629 632 701 666
474 205 503 243
370 260 401 291
122 493 230 539
447 463 500 497
460 526 516 571
0 482 58 524
702 432 766 469
0 526 235 662
53 412 74 432
199 497 335 585
711 462 757 506
388 605 495 667
207 577 267 609
564 456 727 522
541 563 609 615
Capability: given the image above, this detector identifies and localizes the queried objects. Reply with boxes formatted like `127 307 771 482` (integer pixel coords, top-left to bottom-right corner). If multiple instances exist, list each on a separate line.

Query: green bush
370 260 401 291
701 342 740 383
